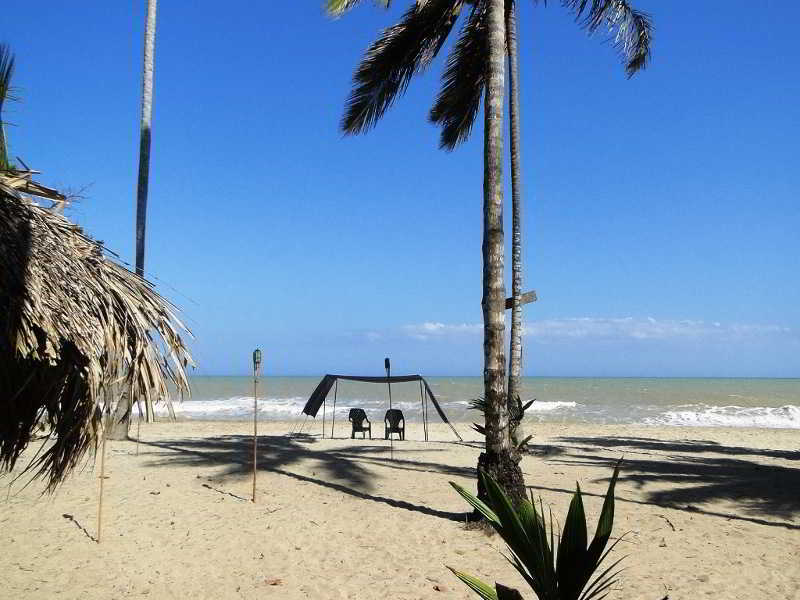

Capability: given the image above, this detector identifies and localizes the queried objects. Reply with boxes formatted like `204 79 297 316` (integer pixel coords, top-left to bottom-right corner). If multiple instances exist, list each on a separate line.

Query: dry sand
2 420 798 600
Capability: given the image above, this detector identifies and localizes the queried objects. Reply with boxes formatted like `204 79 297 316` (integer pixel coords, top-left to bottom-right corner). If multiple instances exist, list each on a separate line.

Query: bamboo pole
96 429 107 543
252 369 258 503
135 394 143 456
252 348 262 503
252 374 257 502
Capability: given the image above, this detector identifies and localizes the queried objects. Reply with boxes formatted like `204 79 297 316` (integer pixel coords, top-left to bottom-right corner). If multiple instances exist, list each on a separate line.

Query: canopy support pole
330 379 338 439
425 385 429 441
322 398 326 439
297 414 309 435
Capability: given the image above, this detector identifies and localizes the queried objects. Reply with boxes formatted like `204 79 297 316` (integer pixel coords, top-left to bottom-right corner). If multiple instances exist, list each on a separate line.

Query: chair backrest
349 408 368 424
385 409 404 426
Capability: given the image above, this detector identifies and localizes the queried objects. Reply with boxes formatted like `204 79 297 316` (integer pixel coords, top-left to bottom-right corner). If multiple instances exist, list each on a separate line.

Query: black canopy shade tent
301 374 462 441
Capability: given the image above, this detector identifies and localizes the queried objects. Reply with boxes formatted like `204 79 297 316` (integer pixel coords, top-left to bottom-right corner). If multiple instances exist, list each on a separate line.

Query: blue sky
3 1 799 376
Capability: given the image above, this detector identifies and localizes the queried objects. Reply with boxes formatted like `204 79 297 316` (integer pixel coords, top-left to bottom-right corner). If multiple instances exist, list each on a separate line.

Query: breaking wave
644 404 800 429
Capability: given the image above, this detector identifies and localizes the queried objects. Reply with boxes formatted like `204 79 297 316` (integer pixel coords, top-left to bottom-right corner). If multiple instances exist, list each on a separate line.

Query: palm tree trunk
506 1 524 451
135 0 157 280
477 0 525 506
108 0 158 441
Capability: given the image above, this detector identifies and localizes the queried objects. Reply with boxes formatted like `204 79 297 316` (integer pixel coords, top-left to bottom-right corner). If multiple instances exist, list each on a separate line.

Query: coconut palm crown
327 0 652 148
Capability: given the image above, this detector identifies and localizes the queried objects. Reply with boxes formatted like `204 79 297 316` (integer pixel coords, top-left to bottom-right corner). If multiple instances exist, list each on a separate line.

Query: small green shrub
449 463 624 600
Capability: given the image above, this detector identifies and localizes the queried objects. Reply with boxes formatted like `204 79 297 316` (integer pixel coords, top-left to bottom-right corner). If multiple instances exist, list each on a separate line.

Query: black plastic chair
384 409 405 440
348 408 371 439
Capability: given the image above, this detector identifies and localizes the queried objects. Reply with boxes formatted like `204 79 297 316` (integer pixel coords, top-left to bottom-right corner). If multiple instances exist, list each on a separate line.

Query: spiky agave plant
449 463 625 600
470 396 534 451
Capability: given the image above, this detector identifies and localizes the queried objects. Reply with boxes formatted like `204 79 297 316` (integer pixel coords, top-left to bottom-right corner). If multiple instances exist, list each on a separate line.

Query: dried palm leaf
0 168 193 491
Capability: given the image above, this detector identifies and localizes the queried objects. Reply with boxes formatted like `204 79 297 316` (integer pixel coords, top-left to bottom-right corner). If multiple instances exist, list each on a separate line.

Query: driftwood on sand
0 168 192 491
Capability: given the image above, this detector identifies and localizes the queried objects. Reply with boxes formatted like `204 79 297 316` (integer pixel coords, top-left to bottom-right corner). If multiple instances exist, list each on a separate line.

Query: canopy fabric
301 374 462 441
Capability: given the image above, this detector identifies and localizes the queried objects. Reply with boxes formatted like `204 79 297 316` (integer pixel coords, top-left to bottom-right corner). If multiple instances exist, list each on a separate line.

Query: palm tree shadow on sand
139 434 474 522
545 435 800 530
137 433 799 530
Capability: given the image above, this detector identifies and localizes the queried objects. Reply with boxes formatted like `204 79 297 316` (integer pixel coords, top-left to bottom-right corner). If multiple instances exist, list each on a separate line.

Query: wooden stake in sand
135 394 143 456
252 348 262 503
96 425 107 543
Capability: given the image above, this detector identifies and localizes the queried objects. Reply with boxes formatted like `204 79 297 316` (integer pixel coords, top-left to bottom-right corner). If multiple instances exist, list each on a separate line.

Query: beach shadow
62 513 96 542
139 435 470 522
549 435 800 527
559 435 799 462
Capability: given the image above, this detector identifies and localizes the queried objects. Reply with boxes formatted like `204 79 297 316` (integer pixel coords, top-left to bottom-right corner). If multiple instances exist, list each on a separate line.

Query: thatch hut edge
0 168 193 490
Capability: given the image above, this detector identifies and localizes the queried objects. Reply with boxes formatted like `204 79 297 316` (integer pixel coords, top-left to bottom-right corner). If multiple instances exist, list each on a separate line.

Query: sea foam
154 396 308 419
527 400 578 411
645 404 800 429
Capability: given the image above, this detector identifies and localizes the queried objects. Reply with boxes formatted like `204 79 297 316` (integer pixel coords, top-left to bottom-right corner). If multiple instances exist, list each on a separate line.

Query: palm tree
477 0 526 502
135 0 158 280
0 44 16 171
108 0 159 441
327 0 652 503
506 1 524 415
432 0 651 485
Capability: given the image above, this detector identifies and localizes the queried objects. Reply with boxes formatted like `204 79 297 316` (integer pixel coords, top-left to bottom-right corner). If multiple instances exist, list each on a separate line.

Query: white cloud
402 321 483 340
399 317 793 342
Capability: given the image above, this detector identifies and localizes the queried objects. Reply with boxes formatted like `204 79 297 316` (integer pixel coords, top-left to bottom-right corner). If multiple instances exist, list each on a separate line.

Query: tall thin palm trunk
478 0 525 505
109 0 158 441
506 2 524 420
135 0 157 280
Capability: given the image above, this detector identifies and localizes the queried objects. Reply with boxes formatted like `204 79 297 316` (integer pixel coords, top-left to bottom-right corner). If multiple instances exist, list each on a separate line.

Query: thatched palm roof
0 168 193 490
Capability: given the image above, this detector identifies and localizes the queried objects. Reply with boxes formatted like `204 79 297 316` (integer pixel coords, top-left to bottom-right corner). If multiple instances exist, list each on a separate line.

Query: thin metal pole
252 364 258 503
425 394 430 442
424 386 429 441
322 398 326 439
331 379 338 438
298 414 309 435
419 379 428 442
385 358 393 460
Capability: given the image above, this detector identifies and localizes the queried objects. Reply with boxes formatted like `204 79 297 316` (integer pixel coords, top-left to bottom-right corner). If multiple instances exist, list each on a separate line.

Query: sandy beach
2 421 798 600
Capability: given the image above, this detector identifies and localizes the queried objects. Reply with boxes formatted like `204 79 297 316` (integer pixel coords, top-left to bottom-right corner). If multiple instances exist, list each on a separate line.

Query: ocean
159 377 800 429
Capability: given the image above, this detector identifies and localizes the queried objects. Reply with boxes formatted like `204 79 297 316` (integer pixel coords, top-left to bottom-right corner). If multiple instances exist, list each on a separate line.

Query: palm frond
429 2 486 150
341 0 464 135
326 0 391 17
562 0 652 77
0 44 16 170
